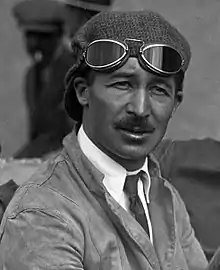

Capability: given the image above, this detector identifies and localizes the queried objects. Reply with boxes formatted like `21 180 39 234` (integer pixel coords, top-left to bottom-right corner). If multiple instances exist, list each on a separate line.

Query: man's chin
123 146 151 159
114 144 152 162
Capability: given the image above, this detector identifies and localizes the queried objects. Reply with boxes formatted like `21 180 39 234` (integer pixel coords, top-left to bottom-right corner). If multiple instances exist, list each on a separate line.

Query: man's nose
126 88 151 117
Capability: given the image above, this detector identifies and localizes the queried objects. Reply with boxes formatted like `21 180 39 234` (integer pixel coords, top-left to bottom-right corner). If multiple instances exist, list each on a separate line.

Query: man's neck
77 125 146 173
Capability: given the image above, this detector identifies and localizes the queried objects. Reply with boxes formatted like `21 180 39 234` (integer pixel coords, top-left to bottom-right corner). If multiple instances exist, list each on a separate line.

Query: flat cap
12 0 66 32
65 10 191 121
58 0 113 12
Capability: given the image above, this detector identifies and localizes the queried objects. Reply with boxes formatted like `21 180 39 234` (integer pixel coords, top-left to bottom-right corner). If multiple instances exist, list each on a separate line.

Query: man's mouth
118 126 155 140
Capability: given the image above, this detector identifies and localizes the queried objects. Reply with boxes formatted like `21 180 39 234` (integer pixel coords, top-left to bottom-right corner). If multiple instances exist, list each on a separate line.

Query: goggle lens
86 40 125 68
142 45 183 73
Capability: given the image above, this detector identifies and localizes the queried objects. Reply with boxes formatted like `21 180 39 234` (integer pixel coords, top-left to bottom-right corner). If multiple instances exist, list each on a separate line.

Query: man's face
79 57 180 171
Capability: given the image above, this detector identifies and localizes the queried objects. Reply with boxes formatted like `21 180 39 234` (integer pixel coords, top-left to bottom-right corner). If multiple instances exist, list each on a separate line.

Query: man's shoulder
2 156 82 220
155 137 220 162
165 138 220 166
154 137 220 181
153 138 220 179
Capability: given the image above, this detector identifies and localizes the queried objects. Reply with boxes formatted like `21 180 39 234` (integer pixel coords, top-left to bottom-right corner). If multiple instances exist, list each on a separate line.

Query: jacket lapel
102 192 161 270
63 132 169 270
148 155 176 268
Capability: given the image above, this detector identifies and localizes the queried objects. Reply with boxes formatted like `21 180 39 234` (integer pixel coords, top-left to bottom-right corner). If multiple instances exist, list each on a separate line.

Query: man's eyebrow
149 77 173 88
108 71 135 79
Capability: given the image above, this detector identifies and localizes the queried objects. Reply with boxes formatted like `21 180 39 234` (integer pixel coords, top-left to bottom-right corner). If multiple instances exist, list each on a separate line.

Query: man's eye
111 81 131 90
150 86 169 96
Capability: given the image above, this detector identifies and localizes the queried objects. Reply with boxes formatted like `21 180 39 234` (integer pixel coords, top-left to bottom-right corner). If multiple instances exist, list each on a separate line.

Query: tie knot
124 171 142 198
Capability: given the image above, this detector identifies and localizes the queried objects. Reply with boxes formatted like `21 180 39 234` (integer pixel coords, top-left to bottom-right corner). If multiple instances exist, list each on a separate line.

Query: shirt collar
77 125 151 202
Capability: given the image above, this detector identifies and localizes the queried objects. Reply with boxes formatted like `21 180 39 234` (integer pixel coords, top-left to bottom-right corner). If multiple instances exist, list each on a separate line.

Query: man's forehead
115 57 141 74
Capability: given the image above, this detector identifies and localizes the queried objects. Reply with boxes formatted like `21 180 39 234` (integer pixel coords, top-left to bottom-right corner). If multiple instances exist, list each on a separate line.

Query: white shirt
77 125 153 243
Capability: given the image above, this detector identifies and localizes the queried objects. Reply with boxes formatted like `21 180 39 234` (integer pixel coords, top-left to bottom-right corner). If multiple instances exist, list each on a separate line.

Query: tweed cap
59 0 113 12
65 10 191 121
13 0 66 32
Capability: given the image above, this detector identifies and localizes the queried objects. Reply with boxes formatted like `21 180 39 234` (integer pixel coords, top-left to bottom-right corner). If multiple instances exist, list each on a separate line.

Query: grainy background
1 0 220 157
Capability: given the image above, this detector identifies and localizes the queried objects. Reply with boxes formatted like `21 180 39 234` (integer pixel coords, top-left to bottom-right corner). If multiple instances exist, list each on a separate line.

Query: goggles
84 38 184 75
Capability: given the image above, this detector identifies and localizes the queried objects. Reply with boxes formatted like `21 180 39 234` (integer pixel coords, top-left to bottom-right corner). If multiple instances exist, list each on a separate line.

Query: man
12 0 74 158
0 10 208 269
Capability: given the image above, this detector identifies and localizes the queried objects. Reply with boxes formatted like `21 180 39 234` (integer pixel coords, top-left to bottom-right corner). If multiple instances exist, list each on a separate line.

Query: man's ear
73 77 89 107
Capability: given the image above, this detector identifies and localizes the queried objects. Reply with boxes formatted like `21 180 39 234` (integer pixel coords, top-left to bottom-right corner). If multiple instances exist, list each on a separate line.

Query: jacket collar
77 125 151 204
62 128 176 268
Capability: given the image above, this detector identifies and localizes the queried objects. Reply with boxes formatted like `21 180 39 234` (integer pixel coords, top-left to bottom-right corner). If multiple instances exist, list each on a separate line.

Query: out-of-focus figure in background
63 0 114 38
12 0 74 158
11 0 115 159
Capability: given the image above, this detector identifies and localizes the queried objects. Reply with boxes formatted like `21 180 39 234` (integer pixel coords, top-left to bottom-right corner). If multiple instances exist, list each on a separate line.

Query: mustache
114 116 155 132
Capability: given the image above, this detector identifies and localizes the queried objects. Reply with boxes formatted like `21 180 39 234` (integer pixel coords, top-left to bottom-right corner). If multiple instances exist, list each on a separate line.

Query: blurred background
1 0 220 157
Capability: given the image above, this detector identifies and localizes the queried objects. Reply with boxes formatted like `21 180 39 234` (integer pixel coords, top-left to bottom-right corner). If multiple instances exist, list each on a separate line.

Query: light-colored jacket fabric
0 131 208 270
154 139 220 261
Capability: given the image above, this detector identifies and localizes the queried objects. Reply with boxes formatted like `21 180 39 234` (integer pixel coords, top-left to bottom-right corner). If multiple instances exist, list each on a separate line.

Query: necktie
123 171 150 236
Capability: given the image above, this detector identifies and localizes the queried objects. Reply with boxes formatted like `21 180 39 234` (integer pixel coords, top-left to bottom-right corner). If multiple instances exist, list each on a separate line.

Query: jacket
0 132 208 270
154 139 220 261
